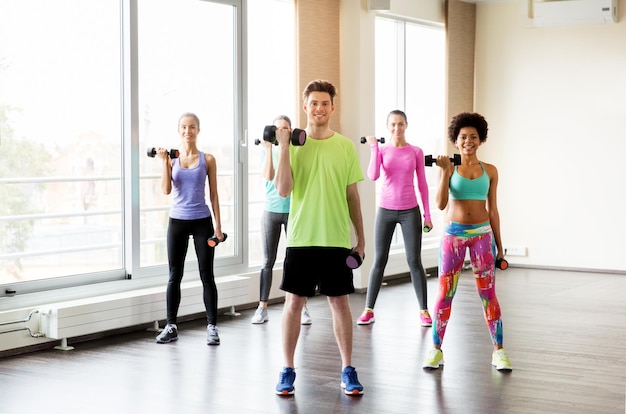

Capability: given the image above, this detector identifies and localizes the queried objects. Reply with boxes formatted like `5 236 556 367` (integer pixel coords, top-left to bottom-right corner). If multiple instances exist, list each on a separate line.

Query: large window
0 0 124 288
0 0 295 298
374 17 445 248
246 0 295 268
138 0 238 272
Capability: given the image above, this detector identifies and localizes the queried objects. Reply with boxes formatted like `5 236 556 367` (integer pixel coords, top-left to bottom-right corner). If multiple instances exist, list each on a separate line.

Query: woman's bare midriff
446 199 489 224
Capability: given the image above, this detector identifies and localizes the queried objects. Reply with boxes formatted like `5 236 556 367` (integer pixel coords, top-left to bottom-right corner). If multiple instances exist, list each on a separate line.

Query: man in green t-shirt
273 79 366 396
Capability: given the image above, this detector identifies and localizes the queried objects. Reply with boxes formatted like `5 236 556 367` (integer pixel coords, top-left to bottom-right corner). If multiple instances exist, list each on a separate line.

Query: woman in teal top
251 115 311 325
422 112 511 372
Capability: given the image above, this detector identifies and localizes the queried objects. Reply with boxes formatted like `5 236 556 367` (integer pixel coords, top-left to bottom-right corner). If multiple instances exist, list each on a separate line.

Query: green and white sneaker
492 348 512 371
422 348 444 369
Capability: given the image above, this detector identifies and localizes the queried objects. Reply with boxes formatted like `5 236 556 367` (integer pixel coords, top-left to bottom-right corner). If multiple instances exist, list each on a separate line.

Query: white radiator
40 275 249 340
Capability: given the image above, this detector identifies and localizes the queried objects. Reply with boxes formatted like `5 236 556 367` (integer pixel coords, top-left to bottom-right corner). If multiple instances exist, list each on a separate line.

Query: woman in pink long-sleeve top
356 110 433 327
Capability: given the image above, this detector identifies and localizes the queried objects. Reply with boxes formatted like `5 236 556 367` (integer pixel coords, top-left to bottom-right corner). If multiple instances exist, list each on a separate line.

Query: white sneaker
251 306 269 324
301 306 312 325
206 324 220 346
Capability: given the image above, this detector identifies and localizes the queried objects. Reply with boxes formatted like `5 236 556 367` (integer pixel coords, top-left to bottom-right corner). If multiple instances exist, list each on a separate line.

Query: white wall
474 0 626 271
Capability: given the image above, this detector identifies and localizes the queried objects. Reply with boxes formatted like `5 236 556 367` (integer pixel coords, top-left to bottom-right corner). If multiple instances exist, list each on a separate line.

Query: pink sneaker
357 309 375 325
420 310 432 327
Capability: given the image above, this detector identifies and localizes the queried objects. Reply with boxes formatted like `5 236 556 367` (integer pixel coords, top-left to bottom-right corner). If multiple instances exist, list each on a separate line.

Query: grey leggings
365 206 428 310
259 211 289 302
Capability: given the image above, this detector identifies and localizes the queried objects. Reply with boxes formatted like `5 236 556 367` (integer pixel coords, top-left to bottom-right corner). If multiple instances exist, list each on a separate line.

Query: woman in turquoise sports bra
421 112 512 372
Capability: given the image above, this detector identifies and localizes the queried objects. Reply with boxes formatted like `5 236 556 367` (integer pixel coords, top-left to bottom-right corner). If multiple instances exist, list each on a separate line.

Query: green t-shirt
287 132 363 248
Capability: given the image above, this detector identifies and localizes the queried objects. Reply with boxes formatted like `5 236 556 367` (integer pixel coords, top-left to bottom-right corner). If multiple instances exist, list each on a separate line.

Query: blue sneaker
275 367 296 395
341 366 364 395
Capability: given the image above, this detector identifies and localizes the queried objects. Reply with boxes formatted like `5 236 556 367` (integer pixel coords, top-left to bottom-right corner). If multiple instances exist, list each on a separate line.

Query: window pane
375 18 400 131
405 22 445 244
138 0 237 269
374 17 445 247
0 0 123 285
246 0 295 268
374 17 398 239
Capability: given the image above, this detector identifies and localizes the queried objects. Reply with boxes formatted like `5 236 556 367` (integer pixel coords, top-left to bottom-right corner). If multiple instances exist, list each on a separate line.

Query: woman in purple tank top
154 112 226 346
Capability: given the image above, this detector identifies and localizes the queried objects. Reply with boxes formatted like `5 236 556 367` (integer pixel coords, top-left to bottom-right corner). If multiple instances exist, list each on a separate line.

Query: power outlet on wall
505 246 527 257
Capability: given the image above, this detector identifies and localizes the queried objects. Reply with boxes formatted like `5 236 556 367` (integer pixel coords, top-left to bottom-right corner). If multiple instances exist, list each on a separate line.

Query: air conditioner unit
367 0 391 11
533 0 618 26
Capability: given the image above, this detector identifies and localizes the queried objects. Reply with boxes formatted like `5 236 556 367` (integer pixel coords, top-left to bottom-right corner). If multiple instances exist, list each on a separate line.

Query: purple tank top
169 152 211 220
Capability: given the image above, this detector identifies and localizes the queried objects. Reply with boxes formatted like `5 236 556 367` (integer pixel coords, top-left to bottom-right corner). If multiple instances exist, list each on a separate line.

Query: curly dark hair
447 112 488 144
302 79 337 104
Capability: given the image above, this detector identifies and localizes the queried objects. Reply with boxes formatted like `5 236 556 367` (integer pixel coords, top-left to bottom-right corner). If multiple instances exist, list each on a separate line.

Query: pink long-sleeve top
367 143 431 221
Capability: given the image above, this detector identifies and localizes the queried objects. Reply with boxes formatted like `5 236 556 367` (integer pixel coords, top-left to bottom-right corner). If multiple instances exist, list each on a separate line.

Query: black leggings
166 217 217 325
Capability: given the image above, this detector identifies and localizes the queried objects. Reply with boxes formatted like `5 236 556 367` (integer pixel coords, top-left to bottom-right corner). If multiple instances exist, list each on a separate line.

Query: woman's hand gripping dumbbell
360 136 385 144
424 153 461 167
208 233 228 247
496 257 508 270
147 147 179 159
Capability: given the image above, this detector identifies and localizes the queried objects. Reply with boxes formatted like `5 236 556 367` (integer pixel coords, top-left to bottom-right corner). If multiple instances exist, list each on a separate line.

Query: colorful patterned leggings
433 221 503 347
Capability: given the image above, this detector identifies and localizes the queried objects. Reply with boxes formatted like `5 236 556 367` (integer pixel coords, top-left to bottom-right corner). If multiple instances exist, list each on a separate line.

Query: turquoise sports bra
449 163 489 201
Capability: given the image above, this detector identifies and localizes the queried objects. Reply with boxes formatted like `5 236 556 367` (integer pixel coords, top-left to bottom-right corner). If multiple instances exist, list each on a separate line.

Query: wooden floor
1 267 626 414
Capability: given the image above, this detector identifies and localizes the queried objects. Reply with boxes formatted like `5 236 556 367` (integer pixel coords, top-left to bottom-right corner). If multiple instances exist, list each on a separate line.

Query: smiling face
386 113 407 140
178 115 200 145
455 126 481 155
304 91 334 127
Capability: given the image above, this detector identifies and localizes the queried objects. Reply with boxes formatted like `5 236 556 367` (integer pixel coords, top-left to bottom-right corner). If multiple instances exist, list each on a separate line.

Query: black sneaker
155 324 178 343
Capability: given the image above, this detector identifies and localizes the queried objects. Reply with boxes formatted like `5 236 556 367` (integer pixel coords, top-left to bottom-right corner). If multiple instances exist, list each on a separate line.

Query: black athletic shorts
280 247 355 297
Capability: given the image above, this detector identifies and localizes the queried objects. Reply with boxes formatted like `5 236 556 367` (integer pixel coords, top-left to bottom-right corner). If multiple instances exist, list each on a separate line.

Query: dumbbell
147 147 179 159
208 233 228 247
259 125 306 146
254 138 278 146
346 250 364 269
496 257 509 270
360 137 385 144
424 153 461 167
